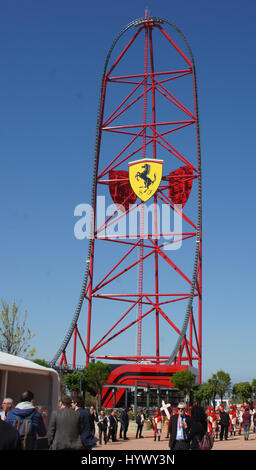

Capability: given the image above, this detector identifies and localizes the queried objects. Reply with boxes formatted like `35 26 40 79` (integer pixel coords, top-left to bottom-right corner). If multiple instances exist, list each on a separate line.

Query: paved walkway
94 426 256 451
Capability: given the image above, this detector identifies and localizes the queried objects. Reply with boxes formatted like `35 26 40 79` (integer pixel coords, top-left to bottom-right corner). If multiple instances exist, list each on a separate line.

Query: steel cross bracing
51 15 202 382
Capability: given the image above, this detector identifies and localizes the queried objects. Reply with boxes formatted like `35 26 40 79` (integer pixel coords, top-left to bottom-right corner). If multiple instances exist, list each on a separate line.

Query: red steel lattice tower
51 13 202 385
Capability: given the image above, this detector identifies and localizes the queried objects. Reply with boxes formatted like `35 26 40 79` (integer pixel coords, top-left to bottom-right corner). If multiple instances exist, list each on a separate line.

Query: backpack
13 410 36 450
197 431 215 450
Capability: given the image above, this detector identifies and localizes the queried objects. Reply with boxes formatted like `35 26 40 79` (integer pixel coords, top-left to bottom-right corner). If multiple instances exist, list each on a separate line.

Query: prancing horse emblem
135 163 156 190
128 158 163 202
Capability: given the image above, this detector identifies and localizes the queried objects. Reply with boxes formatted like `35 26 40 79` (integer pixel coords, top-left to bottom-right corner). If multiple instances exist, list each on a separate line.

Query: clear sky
1 0 256 385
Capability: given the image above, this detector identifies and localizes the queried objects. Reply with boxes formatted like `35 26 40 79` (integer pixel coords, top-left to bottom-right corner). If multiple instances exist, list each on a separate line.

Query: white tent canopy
0 352 59 424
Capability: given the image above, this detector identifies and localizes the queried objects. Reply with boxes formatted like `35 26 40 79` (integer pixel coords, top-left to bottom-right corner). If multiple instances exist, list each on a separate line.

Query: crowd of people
205 401 256 441
1 390 256 450
164 401 256 448
0 391 132 450
0 391 47 450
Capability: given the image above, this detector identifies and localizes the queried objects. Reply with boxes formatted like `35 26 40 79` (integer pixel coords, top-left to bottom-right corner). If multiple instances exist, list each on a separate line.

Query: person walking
186 405 208 450
6 390 46 449
219 407 230 441
168 402 191 450
97 410 108 445
136 410 144 439
107 409 118 442
206 407 213 435
119 407 129 440
215 409 221 440
48 395 83 450
140 409 145 436
164 406 172 439
0 398 14 421
242 406 251 440
238 405 244 435
230 405 238 436
253 406 256 433
89 405 99 437
246 399 253 411
72 396 97 449
153 409 162 441
211 409 218 438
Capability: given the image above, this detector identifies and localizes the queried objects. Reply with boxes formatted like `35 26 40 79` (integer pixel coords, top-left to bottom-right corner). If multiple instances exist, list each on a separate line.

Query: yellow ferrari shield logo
128 158 163 202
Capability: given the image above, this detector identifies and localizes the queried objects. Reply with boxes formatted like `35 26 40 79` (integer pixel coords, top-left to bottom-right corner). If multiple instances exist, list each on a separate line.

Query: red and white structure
51 13 202 404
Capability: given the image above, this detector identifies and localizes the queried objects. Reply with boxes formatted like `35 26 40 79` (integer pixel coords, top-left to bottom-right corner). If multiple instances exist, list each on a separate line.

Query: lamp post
146 385 150 410
212 378 218 410
134 381 138 419
157 388 160 408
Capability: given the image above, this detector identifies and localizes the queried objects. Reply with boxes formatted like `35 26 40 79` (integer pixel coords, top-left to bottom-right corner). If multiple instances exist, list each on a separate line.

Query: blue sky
1 0 256 384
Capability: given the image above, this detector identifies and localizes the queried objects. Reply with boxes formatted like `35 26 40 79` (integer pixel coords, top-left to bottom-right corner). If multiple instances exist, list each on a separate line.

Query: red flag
109 170 137 211
168 166 193 207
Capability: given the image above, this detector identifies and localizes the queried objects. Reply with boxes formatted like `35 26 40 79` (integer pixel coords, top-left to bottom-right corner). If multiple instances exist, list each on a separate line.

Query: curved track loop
50 16 202 368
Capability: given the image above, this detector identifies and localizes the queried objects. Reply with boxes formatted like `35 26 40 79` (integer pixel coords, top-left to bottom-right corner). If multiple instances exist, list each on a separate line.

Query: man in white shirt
168 402 191 450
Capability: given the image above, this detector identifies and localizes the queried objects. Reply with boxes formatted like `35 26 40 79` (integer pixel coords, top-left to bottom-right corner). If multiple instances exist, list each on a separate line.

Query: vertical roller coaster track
50 13 202 387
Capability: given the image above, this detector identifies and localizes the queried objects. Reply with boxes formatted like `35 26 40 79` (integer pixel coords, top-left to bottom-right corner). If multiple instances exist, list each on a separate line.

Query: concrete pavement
93 425 256 451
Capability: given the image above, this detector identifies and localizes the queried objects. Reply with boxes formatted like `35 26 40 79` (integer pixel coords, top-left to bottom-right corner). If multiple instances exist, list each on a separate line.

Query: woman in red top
242 406 251 440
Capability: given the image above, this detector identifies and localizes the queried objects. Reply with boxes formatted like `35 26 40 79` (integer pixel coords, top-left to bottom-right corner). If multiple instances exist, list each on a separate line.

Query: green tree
0 300 36 358
251 379 256 400
83 361 111 397
209 371 231 401
64 370 83 394
193 382 215 406
63 361 111 398
170 370 196 404
232 382 252 403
